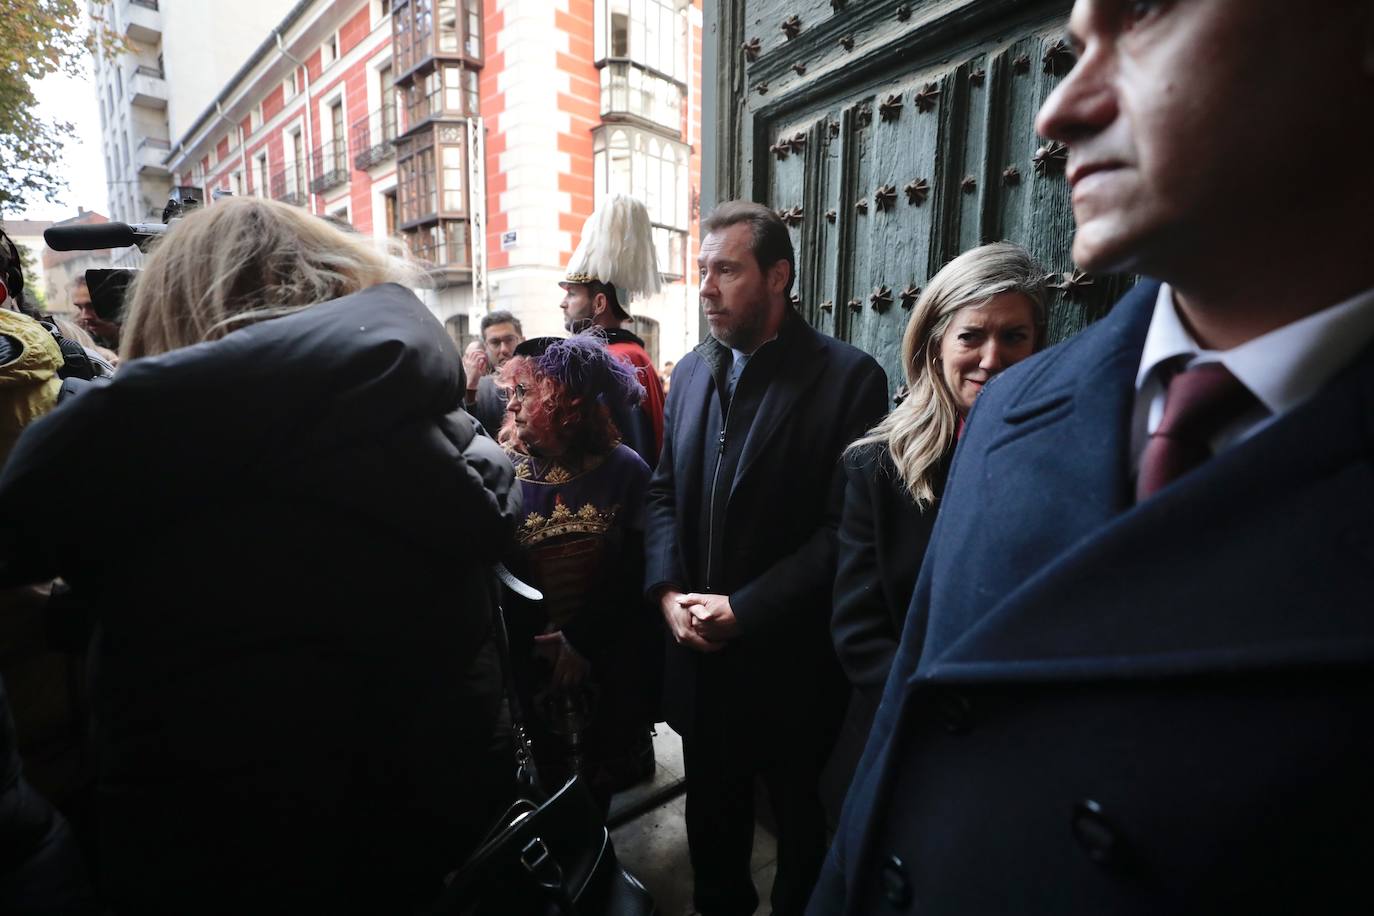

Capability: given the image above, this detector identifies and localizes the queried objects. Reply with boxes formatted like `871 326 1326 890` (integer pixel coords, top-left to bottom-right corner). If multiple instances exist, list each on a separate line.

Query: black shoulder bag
427 566 657 916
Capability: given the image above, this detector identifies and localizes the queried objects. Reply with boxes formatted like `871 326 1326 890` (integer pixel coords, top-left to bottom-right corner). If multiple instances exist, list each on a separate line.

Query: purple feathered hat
514 332 644 409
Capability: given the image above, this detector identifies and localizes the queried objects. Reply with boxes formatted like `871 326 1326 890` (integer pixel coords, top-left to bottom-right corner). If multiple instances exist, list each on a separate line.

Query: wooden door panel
719 0 1133 393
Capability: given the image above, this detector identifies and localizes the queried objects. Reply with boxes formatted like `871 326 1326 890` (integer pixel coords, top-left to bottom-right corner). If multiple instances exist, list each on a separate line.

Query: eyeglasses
498 383 530 402
486 334 521 348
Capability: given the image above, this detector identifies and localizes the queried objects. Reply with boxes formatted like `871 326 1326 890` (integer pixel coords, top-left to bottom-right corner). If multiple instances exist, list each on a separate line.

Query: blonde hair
120 197 418 361
848 242 1047 508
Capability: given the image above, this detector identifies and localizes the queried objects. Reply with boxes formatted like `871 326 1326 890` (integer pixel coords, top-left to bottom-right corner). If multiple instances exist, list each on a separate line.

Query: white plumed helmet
560 194 661 316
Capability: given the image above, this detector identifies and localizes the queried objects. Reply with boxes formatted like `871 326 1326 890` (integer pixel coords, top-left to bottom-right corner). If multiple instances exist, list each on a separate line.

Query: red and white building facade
165 0 703 364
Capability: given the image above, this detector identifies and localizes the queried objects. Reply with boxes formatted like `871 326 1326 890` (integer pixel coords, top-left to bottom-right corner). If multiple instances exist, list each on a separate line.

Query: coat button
936 690 972 734
1071 799 1119 865
879 855 912 908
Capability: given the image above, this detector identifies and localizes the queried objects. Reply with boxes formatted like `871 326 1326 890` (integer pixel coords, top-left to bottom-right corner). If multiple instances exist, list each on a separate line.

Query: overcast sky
14 53 109 224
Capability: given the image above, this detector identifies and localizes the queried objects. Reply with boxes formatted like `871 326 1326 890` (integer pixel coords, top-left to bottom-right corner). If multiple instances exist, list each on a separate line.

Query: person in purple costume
496 334 661 808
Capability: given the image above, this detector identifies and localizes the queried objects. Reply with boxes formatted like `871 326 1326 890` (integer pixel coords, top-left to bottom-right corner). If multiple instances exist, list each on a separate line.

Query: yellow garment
0 309 63 467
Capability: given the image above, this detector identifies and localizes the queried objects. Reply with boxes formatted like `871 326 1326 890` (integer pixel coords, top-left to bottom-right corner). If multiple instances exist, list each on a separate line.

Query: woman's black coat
832 443 949 710
0 284 521 914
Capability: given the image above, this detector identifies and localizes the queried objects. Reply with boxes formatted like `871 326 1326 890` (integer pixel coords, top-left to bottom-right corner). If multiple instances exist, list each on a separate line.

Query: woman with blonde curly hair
0 197 521 913
831 242 1047 754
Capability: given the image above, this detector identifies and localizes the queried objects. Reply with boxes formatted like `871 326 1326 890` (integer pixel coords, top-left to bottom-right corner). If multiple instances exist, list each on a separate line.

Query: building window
443 313 471 349
284 71 298 99
595 0 688 133
383 188 399 235
593 126 689 279
329 101 346 173
405 219 469 268
599 61 682 132
391 0 482 76
322 33 340 68
255 152 269 197
380 64 397 140
441 143 464 211
403 62 478 129
251 104 263 132
232 171 244 197
397 130 437 224
630 316 660 365
393 2 414 74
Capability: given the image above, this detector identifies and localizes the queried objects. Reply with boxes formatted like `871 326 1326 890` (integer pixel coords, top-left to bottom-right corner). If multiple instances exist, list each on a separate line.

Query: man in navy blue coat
812 1 1374 913
646 201 886 916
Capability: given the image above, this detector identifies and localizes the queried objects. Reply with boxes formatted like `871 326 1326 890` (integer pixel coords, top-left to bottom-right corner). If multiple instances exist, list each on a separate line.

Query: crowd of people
1 0 1372 912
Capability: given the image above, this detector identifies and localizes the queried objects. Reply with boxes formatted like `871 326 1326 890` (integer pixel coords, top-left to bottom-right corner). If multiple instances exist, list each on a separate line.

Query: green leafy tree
12 242 48 310
0 1 122 217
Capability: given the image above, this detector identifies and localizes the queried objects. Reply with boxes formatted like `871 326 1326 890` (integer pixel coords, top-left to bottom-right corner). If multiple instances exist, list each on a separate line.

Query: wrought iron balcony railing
269 163 308 206
309 139 350 194
350 108 398 171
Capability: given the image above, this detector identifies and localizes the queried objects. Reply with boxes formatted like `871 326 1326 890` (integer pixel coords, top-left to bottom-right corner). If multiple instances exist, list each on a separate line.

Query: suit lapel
671 354 715 493
929 332 1374 681
920 285 1156 661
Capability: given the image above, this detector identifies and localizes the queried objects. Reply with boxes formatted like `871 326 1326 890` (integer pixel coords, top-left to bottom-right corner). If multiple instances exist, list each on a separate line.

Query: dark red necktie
1136 362 1258 501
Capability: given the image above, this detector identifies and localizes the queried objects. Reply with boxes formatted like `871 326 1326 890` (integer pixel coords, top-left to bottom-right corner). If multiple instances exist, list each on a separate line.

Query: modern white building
87 0 285 264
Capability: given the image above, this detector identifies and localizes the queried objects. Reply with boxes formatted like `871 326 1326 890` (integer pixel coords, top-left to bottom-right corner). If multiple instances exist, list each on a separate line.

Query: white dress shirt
1130 283 1374 474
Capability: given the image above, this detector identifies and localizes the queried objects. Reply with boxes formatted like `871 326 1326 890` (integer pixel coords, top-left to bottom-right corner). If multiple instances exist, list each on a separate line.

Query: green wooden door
708 0 1131 392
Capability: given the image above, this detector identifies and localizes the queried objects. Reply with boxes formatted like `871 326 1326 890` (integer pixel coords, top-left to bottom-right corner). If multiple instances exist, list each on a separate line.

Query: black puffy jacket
0 674 95 914
0 284 521 914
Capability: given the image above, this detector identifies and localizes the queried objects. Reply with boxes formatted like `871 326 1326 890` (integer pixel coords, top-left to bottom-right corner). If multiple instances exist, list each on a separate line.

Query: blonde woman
832 242 1047 724
0 198 521 913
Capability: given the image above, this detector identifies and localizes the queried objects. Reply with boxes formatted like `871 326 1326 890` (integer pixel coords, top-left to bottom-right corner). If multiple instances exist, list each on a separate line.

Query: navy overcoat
645 310 887 754
812 280 1374 914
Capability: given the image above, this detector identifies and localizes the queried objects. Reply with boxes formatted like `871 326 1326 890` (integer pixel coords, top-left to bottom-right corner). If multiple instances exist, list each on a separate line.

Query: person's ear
592 292 609 319
767 259 790 298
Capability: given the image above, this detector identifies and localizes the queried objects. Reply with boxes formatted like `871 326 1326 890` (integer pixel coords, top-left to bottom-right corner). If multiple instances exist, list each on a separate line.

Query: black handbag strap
488 563 543 796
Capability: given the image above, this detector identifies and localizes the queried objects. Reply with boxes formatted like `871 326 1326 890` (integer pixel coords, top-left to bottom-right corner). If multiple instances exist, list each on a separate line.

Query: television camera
42 187 211 321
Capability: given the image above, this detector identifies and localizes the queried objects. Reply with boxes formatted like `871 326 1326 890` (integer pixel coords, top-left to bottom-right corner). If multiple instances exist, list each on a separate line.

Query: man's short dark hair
480 310 522 337
587 280 627 320
701 200 796 300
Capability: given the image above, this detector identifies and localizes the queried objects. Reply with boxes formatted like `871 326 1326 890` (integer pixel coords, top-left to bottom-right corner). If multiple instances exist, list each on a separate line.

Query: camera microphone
43 222 166 252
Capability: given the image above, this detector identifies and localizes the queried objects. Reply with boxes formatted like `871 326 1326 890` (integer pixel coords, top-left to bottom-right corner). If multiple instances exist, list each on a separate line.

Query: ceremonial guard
558 194 667 466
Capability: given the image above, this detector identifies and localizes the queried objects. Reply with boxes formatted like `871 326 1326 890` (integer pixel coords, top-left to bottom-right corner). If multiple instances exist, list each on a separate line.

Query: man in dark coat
646 201 887 916
814 2 1374 914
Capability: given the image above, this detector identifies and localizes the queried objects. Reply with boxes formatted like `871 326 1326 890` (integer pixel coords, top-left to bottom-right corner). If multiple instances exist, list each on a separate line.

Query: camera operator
70 275 120 352
0 228 113 465
0 198 522 914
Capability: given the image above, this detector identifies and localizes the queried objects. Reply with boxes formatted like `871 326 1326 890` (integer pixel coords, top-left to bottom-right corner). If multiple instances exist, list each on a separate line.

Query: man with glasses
463 310 524 437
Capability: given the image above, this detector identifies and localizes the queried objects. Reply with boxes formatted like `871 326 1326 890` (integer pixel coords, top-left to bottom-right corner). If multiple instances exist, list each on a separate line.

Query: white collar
1136 283 1374 417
